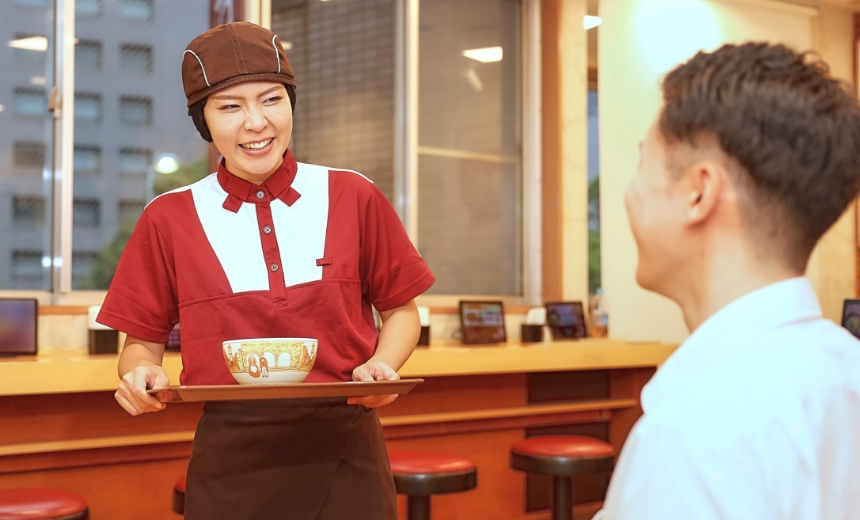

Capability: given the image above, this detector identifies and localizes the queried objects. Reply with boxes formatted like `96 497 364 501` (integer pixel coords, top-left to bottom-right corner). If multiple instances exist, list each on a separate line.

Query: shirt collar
642 277 822 411
216 150 301 212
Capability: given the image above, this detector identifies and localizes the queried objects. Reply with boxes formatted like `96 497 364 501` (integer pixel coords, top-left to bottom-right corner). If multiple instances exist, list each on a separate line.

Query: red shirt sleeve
361 186 435 311
97 210 179 342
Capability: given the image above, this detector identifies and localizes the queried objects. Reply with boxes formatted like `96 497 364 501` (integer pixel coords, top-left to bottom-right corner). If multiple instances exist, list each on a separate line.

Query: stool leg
551 476 572 520
407 495 431 520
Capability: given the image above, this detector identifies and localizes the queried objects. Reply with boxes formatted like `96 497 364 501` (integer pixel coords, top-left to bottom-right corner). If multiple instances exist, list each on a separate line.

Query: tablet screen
0 299 38 355
545 301 588 340
842 299 860 340
459 301 507 344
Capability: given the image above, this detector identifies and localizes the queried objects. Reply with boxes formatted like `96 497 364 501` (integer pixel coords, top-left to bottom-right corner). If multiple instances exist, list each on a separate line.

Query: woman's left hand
348 361 399 408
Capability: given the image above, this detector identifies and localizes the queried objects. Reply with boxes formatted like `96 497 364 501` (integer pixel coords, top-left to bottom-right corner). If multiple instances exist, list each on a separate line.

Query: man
597 43 860 519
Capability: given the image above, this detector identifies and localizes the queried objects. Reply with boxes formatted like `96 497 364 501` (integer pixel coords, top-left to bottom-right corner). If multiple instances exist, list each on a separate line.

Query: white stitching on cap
271 35 281 74
183 49 211 87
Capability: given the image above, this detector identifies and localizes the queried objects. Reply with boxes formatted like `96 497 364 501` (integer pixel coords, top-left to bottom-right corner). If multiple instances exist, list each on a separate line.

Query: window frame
0 0 543 308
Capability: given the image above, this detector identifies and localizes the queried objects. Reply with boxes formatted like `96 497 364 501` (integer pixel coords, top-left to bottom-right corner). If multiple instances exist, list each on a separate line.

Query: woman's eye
218 104 240 111
263 96 283 105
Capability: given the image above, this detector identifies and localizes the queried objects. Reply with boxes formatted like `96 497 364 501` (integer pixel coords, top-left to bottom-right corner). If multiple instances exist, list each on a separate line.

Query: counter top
0 339 677 397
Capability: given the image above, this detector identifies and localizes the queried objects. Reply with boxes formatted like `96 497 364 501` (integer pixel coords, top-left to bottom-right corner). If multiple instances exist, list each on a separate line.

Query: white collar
642 277 822 411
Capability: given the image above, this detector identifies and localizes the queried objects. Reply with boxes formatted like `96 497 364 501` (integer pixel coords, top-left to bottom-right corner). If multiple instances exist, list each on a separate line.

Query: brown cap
182 22 296 107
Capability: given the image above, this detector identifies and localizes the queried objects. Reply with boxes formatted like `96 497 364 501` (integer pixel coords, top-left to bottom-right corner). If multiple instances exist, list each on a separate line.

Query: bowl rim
222 338 318 345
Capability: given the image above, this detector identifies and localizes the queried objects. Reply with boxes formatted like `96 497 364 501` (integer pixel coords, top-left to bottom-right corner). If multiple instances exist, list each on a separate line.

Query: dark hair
188 83 296 142
660 42 860 268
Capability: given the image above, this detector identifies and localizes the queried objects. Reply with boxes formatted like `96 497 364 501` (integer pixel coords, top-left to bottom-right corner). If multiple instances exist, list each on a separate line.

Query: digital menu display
842 299 860 340
0 299 38 355
459 301 507 344
545 301 588 340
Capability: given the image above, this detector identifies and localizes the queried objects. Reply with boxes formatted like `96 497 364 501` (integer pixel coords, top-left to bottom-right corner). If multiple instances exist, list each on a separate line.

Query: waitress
99 22 434 520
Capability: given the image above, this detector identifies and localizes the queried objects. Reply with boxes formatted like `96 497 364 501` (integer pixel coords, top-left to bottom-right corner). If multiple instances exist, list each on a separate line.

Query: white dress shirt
596 278 860 520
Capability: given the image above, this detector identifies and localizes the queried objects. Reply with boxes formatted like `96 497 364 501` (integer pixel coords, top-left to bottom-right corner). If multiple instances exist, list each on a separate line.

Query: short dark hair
660 42 860 268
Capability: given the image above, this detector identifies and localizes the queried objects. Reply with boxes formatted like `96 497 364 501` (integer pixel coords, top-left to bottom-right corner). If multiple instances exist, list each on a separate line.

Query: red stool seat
510 436 615 520
0 488 88 520
511 436 614 477
389 451 475 476
388 451 477 520
173 476 186 515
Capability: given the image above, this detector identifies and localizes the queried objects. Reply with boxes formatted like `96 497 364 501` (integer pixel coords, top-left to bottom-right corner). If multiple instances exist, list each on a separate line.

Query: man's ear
685 161 723 226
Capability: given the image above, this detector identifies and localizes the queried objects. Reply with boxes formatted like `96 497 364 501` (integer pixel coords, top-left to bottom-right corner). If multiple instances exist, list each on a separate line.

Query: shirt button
270 264 279 272
263 225 272 234
256 190 265 200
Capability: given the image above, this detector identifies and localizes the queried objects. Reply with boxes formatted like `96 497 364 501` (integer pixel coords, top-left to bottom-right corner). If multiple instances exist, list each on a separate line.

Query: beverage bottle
591 288 609 338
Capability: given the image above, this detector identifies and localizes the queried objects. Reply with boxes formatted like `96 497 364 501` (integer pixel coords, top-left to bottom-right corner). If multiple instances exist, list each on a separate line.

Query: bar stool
388 451 477 520
0 488 89 520
173 475 186 516
510 436 614 520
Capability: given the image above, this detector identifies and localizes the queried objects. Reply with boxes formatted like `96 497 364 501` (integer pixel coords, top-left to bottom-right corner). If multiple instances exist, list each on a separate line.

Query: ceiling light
9 36 48 52
30 77 46 86
0 105 5 112
462 46 503 63
281 41 293 51
583 15 602 30
155 154 180 174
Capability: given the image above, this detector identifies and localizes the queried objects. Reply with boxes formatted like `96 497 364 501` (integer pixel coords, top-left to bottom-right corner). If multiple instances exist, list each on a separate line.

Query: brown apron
184 397 397 520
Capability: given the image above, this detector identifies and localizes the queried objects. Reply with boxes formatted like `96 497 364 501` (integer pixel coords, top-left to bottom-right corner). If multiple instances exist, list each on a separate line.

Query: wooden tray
147 379 423 403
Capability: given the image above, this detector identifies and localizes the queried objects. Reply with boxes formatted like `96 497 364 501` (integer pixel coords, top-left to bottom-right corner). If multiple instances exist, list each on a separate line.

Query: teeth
241 139 272 150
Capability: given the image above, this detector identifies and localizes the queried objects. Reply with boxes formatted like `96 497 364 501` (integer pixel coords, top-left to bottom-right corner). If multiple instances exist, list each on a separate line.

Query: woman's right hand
116 363 170 416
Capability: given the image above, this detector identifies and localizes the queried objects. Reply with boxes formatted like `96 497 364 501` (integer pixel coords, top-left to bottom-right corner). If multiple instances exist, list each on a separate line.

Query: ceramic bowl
221 338 318 384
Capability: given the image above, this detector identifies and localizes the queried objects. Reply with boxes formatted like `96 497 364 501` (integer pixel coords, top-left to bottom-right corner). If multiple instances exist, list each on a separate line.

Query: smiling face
203 81 293 184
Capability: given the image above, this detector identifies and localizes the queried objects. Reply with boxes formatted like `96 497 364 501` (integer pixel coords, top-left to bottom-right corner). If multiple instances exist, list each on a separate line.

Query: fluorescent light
155 154 180 174
462 46 503 63
30 77 46 86
584 15 602 30
9 36 48 52
281 41 293 51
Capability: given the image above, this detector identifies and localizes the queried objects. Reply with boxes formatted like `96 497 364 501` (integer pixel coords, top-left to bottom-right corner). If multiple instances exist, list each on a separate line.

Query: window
119 96 153 125
120 0 154 20
11 33 47 67
118 147 152 175
75 40 103 70
271 0 397 200
75 93 102 122
14 88 46 117
76 0 102 16
72 251 99 289
417 0 522 295
12 196 46 225
11 250 46 288
15 0 48 8
73 199 101 227
120 44 153 72
13 141 47 169
118 200 145 222
74 145 102 176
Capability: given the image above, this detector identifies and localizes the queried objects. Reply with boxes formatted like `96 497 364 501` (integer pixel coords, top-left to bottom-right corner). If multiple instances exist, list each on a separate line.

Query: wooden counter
0 339 674 396
0 340 677 520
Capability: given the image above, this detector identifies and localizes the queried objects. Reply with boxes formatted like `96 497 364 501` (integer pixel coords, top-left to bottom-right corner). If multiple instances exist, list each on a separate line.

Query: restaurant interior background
1 0 859 518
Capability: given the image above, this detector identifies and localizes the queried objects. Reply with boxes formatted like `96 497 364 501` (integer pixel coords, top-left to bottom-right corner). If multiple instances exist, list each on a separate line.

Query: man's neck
670 249 802 332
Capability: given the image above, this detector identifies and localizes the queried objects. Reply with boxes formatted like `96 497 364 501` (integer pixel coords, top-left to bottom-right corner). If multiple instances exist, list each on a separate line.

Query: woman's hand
347 360 399 408
115 363 170 416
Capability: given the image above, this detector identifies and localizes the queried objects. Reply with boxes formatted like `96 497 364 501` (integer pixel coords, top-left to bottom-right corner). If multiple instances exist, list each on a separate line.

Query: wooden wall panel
0 458 189 520
542 0 563 302
0 393 202 446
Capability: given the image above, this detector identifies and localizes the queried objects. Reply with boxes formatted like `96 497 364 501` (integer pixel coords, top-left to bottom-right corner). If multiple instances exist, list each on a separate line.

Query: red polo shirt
98 151 434 385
